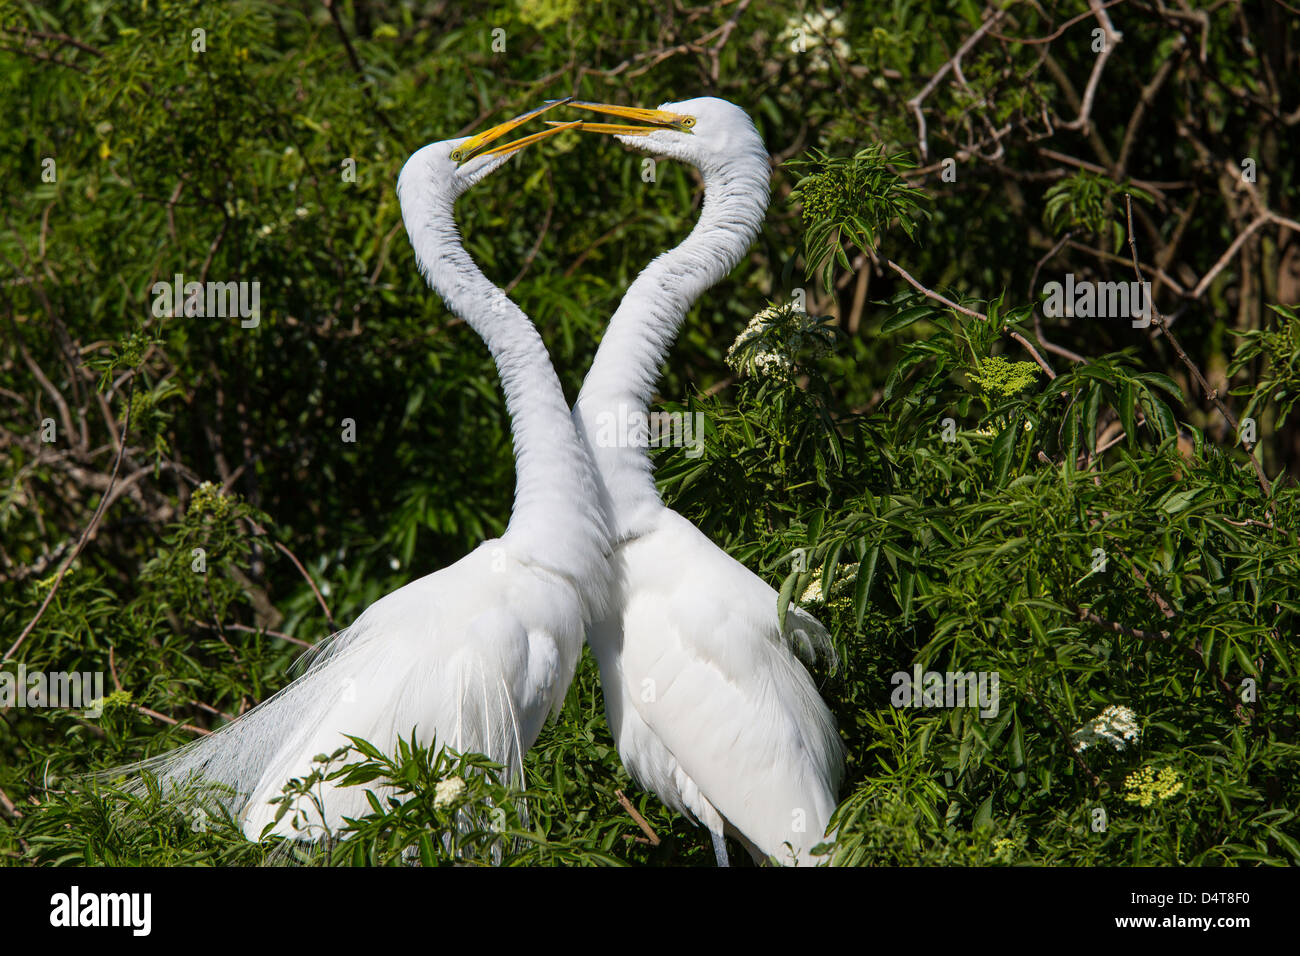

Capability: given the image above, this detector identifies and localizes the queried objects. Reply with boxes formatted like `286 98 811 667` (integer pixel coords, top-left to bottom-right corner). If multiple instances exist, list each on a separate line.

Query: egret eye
681 117 696 129
449 147 465 162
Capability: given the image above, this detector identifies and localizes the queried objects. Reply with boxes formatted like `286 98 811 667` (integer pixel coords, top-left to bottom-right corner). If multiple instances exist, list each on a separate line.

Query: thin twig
6 379 135 661
614 789 661 846
1008 331 1058 380
1057 0 1121 135
906 9 1007 161
130 704 209 736
195 620 314 649
886 260 1057 378
1029 232 1088 363
987 0 1128 45
274 541 336 632
887 259 984 320
1077 606 1246 720
1023 682 1099 789
1190 214 1268 298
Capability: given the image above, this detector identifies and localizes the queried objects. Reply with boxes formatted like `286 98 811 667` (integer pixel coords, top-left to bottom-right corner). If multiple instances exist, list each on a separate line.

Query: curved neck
574 155 770 538
402 189 608 589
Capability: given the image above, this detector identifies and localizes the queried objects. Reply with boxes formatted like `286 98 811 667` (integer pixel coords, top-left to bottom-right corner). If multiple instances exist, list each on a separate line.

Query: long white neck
573 152 770 540
401 186 609 603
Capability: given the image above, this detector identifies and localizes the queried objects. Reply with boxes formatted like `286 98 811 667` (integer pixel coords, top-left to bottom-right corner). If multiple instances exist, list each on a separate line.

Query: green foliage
255 734 626 866
665 281 1296 867
1231 304 1300 428
1043 171 1151 253
788 145 928 292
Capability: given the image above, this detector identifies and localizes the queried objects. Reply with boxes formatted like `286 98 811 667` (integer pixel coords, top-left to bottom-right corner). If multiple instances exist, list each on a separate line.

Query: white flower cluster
801 577 825 604
433 775 465 808
727 304 834 382
780 8 851 68
752 350 795 380
800 562 860 605
726 306 797 382
1071 705 1140 752
728 306 779 346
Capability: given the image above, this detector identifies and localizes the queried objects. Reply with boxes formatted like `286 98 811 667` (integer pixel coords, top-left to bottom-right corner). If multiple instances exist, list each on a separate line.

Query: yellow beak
453 98 578 164
546 100 696 135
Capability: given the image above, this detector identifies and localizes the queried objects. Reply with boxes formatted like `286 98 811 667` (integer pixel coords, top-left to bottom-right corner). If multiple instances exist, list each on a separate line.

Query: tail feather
101 600 532 844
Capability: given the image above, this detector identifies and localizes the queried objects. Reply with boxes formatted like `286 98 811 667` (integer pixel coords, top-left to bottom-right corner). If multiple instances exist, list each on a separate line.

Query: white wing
115 542 572 841
596 509 844 865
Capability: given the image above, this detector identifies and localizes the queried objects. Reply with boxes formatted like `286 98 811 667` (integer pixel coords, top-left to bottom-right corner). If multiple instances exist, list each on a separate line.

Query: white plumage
111 97 842 866
593 509 842 864
570 97 845 865
116 120 612 842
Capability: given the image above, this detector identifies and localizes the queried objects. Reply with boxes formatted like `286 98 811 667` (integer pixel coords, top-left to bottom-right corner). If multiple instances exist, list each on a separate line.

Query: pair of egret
128 97 843 865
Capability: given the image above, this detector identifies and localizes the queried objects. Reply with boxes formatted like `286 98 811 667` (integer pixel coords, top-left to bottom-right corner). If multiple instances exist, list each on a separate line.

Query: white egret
118 104 612 842
562 98 845 866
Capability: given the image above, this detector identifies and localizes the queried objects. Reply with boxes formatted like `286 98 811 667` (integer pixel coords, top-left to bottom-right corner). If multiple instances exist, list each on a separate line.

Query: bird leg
710 829 731 868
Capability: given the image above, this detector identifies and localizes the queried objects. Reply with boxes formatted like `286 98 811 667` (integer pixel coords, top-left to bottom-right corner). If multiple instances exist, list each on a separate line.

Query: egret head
554 96 767 178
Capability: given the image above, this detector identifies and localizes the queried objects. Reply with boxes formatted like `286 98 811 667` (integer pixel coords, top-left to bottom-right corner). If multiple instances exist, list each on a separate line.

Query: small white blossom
726 304 830 381
780 8 851 69
729 306 780 349
800 562 860 606
752 350 795 381
1072 705 1140 752
433 776 465 808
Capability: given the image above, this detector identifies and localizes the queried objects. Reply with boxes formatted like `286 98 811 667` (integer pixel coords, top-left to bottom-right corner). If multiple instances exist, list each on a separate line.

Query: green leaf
973 794 994 830
992 419 1018 485
1161 489 1199 513
1119 384 1137 445
881 306 933 334
1010 710 1027 789
777 568 799 633
854 545 880 626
